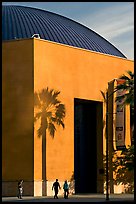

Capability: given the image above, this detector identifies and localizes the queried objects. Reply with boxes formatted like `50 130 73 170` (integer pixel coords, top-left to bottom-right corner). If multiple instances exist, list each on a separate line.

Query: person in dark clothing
52 179 61 199
63 180 69 199
17 180 23 199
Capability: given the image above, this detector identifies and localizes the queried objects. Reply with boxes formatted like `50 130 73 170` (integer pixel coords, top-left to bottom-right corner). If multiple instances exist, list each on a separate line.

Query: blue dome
2 5 126 58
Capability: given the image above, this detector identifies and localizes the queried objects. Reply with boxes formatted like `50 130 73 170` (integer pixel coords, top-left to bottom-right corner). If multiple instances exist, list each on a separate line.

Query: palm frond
57 119 65 129
39 88 49 105
34 92 41 108
49 90 61 106
56 104 66 118
48 123 56 138
50 117 56 122
53 90 60 99
115 94 126 102
46 111 52 118
119 75 130 81
115 70 134 109
34 87 66 138
124 92 134 106
34 112 42 122
126 70 134 79
37 126 43 138
119 70 134 81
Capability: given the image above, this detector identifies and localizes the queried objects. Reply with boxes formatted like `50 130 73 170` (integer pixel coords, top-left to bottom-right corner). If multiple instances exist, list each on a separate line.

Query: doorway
74 98 103 193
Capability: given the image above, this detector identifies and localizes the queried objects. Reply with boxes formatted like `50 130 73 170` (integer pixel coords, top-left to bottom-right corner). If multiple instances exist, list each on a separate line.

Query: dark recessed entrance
74 98 103 194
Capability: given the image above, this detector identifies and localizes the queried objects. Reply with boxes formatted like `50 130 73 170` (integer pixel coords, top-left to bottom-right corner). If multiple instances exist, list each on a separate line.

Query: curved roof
2 5 126 58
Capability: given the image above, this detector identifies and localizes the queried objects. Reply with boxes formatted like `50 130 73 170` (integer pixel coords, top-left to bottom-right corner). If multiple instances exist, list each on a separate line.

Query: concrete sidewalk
2 194 134 202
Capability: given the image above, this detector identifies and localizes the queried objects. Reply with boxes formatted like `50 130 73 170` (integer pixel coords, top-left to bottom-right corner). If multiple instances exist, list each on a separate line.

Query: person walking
52 179 61 199
17 180 23 199
63 180 69 199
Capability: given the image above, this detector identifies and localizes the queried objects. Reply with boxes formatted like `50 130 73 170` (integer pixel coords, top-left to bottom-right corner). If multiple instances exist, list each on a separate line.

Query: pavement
2 194 134 202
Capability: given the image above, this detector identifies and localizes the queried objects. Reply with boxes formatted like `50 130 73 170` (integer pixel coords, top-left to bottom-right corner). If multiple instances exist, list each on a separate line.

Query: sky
2 2 134 60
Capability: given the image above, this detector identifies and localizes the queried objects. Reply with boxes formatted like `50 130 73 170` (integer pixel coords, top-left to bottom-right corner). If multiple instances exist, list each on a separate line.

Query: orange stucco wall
2 39 34 195
2 38 134 196
34 38 133 183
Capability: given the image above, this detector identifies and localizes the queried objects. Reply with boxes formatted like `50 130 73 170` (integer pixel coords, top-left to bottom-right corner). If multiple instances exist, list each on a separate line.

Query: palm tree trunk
42 130 47 196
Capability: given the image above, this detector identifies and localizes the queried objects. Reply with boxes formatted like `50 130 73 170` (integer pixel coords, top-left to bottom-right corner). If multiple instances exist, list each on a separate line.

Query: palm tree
34 87 66 195
100 70 134 194
115 70 134 110
113 70 134 193
115 70 134 143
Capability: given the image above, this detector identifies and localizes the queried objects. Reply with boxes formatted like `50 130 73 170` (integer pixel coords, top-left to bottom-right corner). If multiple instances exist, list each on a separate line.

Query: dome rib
10 7 20 38
15 7 29 38
52 19 85 47
2 5 126 58
7 7 13 39
42 15 69 44
21 8 49 40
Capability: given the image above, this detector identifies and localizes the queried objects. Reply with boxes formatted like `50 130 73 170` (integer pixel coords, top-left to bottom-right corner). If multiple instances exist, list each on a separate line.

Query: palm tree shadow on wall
34 87 66 196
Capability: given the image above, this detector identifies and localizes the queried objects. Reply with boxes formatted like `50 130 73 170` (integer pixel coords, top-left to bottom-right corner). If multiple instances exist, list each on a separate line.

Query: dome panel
2 5 126 58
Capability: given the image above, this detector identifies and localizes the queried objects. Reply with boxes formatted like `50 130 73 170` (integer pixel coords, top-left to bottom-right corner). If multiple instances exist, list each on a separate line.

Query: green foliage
102 70 134 192
115 70 134 111
114 71 134 192
112 145 134 192
103 145 134 192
